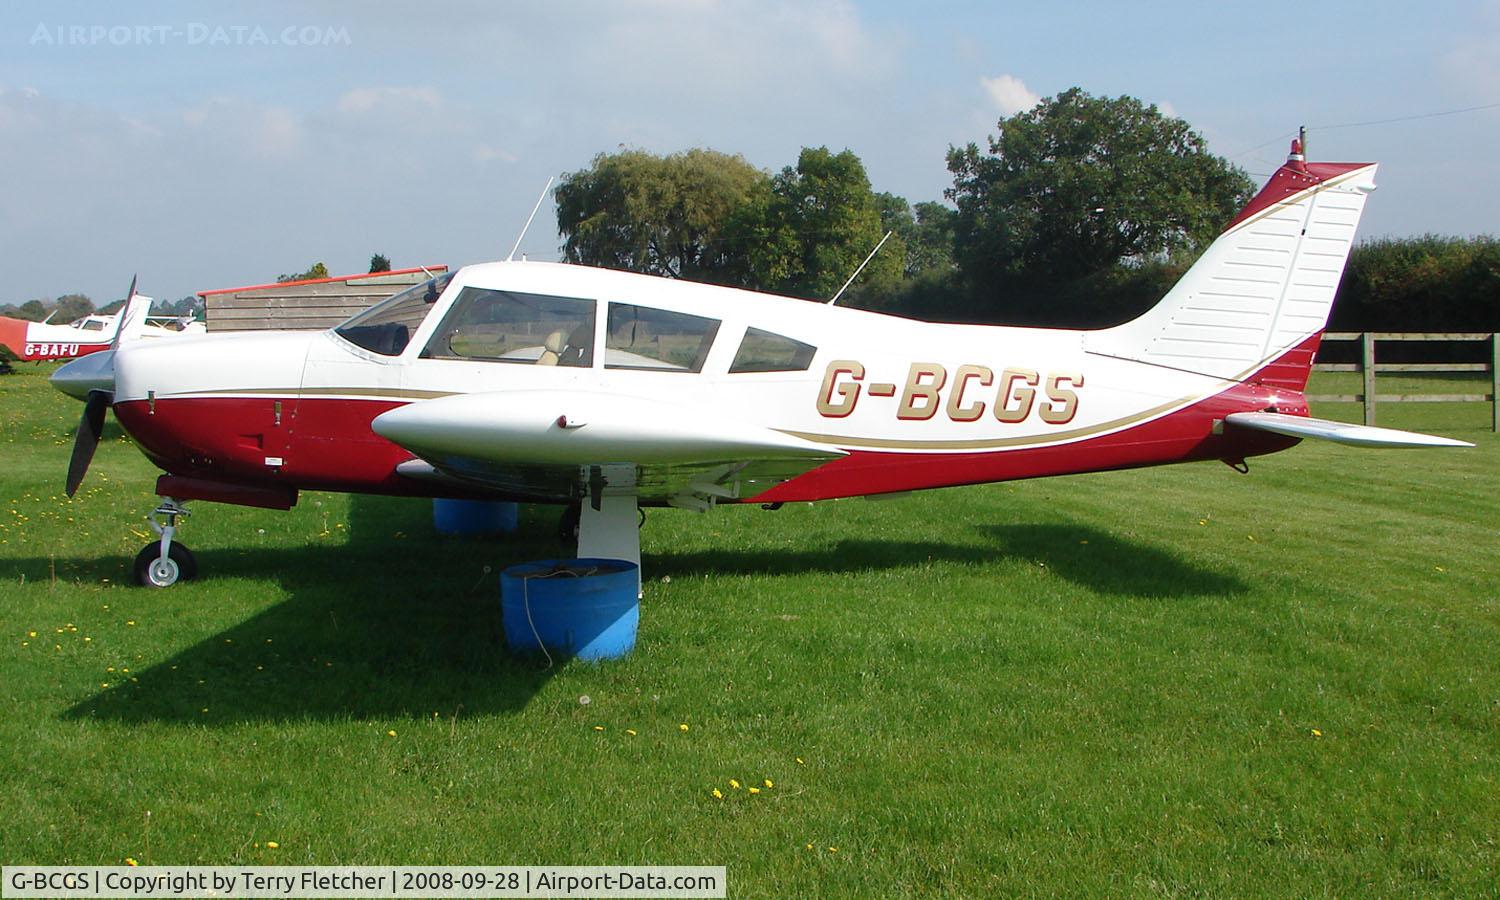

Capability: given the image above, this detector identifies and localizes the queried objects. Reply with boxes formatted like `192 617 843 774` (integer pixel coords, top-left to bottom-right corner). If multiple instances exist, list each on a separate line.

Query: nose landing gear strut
133 497 197 588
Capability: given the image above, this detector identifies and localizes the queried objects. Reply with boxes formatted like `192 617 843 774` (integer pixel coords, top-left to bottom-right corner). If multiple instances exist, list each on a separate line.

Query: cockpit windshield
334 273 454 356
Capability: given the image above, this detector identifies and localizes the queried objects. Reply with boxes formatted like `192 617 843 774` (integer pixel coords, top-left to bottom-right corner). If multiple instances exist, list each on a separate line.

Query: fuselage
102 261 1298 505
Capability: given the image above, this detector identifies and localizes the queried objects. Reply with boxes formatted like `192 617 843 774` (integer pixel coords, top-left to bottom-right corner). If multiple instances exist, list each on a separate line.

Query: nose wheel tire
133 542 197 588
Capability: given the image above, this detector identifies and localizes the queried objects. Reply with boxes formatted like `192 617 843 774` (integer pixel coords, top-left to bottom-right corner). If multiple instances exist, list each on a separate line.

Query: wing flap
1224 412 1473 448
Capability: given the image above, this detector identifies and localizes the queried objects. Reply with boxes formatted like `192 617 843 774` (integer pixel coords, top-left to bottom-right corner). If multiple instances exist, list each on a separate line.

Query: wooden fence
1308 332 1499 432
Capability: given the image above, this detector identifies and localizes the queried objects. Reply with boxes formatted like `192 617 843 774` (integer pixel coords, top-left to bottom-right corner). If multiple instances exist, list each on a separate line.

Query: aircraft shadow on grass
13 496 1241 726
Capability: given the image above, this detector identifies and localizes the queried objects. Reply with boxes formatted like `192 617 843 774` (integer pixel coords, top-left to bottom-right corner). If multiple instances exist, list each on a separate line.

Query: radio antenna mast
507 176 555 262
828 230 894 305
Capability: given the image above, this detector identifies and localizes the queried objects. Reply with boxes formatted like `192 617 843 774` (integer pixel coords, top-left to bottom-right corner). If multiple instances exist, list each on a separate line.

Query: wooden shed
198 266 449 333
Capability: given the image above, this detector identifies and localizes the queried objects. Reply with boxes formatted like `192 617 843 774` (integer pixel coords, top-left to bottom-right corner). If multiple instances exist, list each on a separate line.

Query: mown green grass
1 363 1497 896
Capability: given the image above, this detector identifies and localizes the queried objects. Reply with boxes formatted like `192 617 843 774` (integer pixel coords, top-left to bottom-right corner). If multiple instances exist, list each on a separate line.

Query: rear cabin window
421 287 596 367
605 303 720 372
729 327 817 373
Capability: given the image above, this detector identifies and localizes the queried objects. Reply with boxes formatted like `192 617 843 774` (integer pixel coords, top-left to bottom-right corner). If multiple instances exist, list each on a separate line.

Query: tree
54 294 94 322
369 253 392 273
875 193 956 279
278 262 329 283
556 148 766 282
17 299 47 321
947 88 1254 320
725 147 904 301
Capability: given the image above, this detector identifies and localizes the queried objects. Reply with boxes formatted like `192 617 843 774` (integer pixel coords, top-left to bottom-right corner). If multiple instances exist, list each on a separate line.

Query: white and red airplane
1 284 202 363
52 144 1471 587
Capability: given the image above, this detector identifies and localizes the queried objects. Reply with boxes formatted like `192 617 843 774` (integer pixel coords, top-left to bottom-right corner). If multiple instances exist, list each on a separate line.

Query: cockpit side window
605 304 720 372
420 287 596 366
335 273 453 356
729 327 817 373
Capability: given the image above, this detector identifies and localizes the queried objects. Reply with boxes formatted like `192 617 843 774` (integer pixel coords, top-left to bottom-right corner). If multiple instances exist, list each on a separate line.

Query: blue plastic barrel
432 499 519 535
501 558 640 661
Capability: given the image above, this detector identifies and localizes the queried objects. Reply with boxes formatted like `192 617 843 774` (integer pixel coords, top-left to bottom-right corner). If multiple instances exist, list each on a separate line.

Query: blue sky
2 0 1496 306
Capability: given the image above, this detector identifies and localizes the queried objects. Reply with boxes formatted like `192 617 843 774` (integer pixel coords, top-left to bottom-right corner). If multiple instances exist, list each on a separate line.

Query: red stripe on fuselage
749 379 1298 503
113 379 1300 507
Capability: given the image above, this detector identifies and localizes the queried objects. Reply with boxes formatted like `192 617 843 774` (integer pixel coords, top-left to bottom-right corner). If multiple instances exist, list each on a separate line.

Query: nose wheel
133 498 197 588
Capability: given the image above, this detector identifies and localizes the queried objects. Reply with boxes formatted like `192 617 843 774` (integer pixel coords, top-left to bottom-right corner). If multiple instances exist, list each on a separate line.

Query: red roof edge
197 265 449 298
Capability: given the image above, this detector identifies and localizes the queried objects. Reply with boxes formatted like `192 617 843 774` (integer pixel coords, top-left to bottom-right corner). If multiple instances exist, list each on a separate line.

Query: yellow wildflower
729 779 741 790
748 787 760 795
711 789 723 800
679 723 689 732
387 730 397 737
125 858 138 866
593 725 605 732
764 779 774 789
266 841 279 849
1311 729 1322 737
625 729 637 736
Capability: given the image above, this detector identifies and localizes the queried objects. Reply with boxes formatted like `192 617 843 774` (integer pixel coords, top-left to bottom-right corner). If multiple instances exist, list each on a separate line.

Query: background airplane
0 281 201 363
51 145 1471 588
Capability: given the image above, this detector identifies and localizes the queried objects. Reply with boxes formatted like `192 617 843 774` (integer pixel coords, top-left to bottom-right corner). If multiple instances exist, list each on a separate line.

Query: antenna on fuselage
827 230 893 306
507 176 555 262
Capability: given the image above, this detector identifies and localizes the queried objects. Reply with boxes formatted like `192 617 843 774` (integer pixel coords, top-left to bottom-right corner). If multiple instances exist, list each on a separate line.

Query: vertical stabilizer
1085 142 1377 391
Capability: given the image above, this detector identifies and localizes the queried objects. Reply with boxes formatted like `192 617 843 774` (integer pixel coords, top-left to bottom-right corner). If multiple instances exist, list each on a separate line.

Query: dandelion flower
625 729 637 736
27 631 36 638
764 779 774 789
125 858 138 866
796 757 804 765
827 847 838 853
805 843 814 851
126 620 136 626
729 779 740 790
711 789 723 800
387 730 397 737
679 723 689 732
593 725 605 732
1311 729 1322 737
748 787 760 794
266 841 279 849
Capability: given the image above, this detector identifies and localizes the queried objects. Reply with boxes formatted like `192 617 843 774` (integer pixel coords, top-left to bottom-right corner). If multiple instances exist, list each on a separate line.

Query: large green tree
726 146 904 301
556 148 766 282
947 88 1253 317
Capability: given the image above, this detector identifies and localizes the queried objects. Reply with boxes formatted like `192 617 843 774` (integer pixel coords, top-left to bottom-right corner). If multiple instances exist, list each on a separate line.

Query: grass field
1 363 1497 896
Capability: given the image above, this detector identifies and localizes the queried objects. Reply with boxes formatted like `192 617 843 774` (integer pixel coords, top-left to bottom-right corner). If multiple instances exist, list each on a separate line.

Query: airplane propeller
57 275 137 497
65 390 110 497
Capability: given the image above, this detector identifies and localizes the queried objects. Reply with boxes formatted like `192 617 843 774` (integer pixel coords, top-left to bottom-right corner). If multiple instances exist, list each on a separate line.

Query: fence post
1362 332 1377 426
1492 333 1498 433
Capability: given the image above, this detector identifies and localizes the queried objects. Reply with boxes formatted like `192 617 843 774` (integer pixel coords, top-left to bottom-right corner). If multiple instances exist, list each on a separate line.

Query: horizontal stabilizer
1224 412 1473 448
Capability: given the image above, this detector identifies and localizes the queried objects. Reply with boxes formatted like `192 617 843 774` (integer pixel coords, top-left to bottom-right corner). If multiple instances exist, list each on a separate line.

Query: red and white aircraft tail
1088 145 1376 393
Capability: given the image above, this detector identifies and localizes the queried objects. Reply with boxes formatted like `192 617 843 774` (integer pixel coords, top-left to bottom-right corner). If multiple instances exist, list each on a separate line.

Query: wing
1224 412 1473 448
371 390 845 507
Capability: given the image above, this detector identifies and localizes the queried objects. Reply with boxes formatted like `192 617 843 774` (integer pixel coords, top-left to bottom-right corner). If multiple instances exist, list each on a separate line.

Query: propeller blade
65 390 110 497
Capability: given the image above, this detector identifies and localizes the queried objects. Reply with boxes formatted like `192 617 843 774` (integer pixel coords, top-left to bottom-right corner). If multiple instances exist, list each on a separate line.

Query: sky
1 0 1497 307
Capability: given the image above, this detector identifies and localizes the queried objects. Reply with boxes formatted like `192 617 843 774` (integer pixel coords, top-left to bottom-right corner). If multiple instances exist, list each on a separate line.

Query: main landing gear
133 497 197 588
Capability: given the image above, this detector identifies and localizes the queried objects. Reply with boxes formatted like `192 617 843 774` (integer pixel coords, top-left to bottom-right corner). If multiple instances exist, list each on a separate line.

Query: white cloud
980 74 1040 116
336 86 443 115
